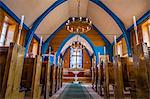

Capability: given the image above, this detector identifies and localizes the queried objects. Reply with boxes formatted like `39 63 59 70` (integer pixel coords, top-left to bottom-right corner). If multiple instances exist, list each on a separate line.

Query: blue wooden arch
24 0 133 57
90 0 132 56
55 34 97 65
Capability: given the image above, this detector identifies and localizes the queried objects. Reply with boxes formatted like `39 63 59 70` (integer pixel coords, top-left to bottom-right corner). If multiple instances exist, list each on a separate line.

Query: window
117 41 123 57
142 19 150 47
70 48 82 68
0 22 8 46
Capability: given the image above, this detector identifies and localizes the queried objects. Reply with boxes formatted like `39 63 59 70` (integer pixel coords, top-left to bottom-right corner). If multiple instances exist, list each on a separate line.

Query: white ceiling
2 0 149 43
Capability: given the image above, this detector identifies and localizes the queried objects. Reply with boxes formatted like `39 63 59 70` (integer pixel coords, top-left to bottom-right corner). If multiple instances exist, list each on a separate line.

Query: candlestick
17 15 24 44
133 16 139 45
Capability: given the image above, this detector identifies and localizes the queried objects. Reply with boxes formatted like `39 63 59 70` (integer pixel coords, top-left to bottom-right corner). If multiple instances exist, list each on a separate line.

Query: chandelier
66 0 92 34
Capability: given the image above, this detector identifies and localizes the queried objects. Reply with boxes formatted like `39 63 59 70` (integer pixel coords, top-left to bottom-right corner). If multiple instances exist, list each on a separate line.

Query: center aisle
57 83 93 99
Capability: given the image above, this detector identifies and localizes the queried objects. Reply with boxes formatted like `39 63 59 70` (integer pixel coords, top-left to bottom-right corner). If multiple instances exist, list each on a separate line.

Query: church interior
0 0 150 99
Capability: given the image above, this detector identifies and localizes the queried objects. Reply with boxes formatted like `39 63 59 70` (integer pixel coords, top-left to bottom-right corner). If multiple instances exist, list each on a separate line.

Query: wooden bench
0 43 25 99
21 55 42 99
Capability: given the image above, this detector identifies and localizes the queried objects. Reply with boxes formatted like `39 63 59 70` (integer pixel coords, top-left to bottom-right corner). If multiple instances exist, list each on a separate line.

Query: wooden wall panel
63 48 70 69
86 29 105 46
48 27 106 53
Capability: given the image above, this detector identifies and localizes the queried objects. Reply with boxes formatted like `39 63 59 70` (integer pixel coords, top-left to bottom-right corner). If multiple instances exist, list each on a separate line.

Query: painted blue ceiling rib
112 10 150 45
0 1 40 42
90 0 132 56
24 0 67 56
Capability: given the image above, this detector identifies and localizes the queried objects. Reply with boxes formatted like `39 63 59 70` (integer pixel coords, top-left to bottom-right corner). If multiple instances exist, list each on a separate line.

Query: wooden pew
55 66 58 93
103 58 110 99
0 47 8 93
40 59 51 99
21 55 42 99
49 64 57 96
132 43 149 98
0 43 25 99
113 55 124 99
97 61 104 96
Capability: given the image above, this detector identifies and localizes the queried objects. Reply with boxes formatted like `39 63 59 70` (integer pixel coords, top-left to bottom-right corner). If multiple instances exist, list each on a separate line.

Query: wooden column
103 58 110 99
113 55 124 99
1 43 25 99
133 43 149 98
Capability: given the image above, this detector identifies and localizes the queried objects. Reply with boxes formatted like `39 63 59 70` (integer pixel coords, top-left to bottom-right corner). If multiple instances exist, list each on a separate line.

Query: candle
104 46 106 55
20 15 25 28
72 17 75 21
80 17 82 21
89 21 92 25
17 15 25 44
49 46 51 55
133 16 139 45
114 35 117 56
39 36 42 55
86 18 88 22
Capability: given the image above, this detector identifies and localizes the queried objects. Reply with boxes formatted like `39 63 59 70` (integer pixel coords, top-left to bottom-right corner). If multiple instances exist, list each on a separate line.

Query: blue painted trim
24 0 67 56
90 0 132 56
0 1 40 42
113 10 150 45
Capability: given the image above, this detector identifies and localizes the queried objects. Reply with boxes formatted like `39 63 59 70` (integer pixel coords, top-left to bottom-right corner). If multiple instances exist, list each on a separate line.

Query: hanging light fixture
66 0 92 34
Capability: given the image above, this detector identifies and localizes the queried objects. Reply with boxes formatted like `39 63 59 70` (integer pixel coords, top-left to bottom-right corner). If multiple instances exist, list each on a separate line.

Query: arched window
70 47 82 68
